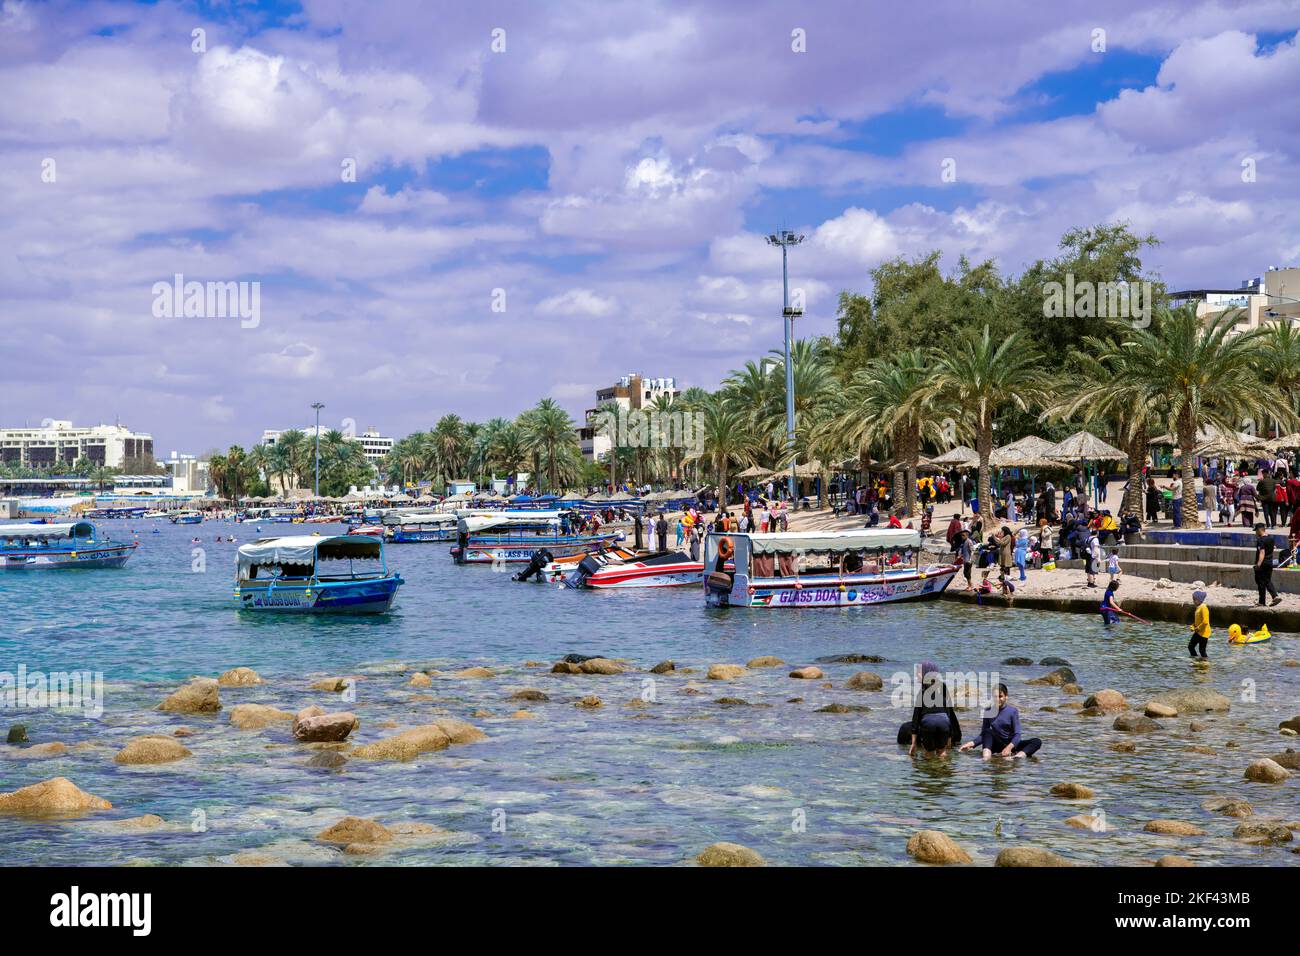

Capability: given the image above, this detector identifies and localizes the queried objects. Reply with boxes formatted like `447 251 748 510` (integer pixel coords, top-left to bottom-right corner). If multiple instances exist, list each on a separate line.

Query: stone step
1060 556 1300 594
1117 543 1260 567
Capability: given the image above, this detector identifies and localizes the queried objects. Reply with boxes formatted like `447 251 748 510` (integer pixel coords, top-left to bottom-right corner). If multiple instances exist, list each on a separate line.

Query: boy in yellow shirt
1188 588 1210 659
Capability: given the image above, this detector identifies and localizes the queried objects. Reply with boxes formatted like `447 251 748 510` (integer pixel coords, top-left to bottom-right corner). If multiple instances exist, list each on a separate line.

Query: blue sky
1 0 1298 452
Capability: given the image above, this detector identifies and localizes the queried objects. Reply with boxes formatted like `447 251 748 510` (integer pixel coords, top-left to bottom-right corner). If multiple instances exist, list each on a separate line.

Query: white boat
703 528 958 608
234 535 402 613
452 511 620 564
565 549 703 589
384 511 458 542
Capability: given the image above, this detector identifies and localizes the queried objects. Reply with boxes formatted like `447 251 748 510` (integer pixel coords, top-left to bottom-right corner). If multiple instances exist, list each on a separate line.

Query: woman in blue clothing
908 668 961 758
959 683 1041 758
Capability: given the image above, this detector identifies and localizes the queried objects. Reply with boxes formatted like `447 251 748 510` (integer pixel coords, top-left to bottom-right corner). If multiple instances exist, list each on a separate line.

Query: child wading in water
1100 578 1122 626
1188 588 1210 659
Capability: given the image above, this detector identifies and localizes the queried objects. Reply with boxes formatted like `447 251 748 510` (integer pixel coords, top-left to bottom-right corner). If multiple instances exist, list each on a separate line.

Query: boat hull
708 565 959 608
571 557 703 589
390 528 456 543
0 544 136 570
235 575 403 613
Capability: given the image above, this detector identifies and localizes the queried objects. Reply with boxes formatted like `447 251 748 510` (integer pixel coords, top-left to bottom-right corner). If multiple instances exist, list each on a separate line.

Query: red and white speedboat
565 549 703 589
347 524 386 537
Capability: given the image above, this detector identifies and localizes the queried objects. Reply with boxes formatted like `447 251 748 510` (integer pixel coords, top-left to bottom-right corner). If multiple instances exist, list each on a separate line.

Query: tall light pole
311 402 324 498
767 230 804 502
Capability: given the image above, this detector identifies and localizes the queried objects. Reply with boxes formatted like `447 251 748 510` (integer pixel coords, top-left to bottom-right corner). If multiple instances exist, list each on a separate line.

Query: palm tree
1255 319 1300 428
924 325 1055 526
430 414 470 486
1102 306 1287 521
699 396 758 507
822 349 949 516
520 399 578 492
276 429 308 489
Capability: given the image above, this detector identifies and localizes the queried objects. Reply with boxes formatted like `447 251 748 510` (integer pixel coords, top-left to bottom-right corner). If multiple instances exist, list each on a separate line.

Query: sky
2 0 1298 455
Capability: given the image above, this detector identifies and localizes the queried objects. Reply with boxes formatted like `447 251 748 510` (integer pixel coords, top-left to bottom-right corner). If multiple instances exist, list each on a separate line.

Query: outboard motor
513 548 554 582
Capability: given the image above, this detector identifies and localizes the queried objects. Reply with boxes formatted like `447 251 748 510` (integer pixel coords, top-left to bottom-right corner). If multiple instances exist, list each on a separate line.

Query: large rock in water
217 667 262 687
1143 820 1205 836
707 664 747 681
1050 782 1095 799
1201 795 1253 818
695 842 765 867
1233 821 1293 845
1083 690 1126 713
906 830 972 865
1155 856 1195 867
1279 716 1300 734
1243 758 1291 783
1027 667 1076 687
1146 688 1231 714
113 736 192 765
995 847 1074 867
317 816 393 845
746 656 784 668
6 724 28 744
350 719 485 761
158 678 221 714
577 658 624 675
1268 749 1300 771
228 703 295 730
846 672 884 691
293 712 357 743
0 777 112 814
788 666 824 680
1113 713 1161 733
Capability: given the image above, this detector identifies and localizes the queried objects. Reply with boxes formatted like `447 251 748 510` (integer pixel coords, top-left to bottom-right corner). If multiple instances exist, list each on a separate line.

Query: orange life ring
718 536 734 559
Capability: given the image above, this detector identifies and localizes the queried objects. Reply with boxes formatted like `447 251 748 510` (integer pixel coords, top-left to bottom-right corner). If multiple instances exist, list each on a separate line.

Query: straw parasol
736 464 770 479
1045 430 1127 462
1151 424 1271 458
928 446 980 468
991 436 1068 469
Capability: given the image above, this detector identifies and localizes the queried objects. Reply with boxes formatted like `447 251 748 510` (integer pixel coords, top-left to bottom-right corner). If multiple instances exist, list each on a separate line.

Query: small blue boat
0 521 136 569
170 510 204 525
234 534 403 613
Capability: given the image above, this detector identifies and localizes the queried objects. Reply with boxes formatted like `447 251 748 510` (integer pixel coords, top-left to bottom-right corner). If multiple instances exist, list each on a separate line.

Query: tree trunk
1124 433 1148 515
891 469 904 515
1178 411 1198 527
977 421 995 528
904 425 919 518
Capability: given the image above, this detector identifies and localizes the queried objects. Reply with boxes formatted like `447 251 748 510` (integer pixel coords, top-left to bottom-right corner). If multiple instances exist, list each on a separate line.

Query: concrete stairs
1059 535 1300 594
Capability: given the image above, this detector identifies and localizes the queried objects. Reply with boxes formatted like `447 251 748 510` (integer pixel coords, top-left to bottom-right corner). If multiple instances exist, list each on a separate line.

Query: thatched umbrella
735 464 769 479
928 445 980 468
1046 430 1127 509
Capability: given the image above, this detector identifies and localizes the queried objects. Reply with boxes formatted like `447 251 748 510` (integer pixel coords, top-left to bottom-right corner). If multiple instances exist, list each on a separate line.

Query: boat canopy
237 535 382 576
734 529 920 554
384 511 457 526
0 522 94 540
458 510 568 534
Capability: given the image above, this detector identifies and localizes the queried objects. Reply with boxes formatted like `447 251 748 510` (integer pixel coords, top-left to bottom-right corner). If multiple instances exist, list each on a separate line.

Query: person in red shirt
887 511 903 529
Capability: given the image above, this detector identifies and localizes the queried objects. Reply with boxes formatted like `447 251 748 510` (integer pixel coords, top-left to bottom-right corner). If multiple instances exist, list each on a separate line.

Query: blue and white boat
0 521 136 570
234 534 402 613
385 511 457 543
451 510 621 564
170 510 204 525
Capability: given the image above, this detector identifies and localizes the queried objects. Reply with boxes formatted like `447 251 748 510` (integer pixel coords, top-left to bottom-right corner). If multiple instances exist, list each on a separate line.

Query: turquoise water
1 520 1297 866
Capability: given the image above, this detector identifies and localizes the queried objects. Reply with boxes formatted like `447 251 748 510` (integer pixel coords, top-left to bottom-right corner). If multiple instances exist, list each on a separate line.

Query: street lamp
766 229 804 503
311 402 324 497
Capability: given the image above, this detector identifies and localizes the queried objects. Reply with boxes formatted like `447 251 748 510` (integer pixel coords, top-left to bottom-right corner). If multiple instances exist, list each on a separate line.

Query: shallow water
1 520 1296 866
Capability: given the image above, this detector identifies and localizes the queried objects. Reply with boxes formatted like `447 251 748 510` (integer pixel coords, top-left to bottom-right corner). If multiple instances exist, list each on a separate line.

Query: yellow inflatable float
1227 623 1271 645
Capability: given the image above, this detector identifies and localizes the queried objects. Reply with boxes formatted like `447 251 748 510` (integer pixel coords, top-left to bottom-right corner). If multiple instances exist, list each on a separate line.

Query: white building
0 420 154 470
1170 266 1300 331
261 425 393 468
161 452 213 495
578 374 681 461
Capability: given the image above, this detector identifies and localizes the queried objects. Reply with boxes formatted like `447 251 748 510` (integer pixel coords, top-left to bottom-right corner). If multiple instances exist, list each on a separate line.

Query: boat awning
0 521 94 539
385 511 456 526
459 512 563 534
732 529 921 554
236 535 381 575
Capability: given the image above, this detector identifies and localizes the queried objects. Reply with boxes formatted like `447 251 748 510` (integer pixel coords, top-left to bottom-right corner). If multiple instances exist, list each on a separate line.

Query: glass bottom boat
0 521 136 570
234 534 402 613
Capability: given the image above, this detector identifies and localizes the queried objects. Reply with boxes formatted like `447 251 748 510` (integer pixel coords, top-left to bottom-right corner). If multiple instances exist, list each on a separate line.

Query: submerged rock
0 777 111 814
451 667 495 679
408 672 432 687
309 676 357 692
1039 657 1071 666
1143 820 1205 836
906 830 971 865
509 689 549 702
228 703 295 730
716 697 750 707
217 667 263 687
1050 782 1095 799
649 660 676 674
350 719 483 761
1201 795 1253 818
815 654 885 664
746 656 784 668
305 750 347 769
551 661 583 674
575 695 603 709
1114 713 1161 733
695 842 765 867
158 679 221 714
1001 657 1033 666
994 846 1073 867
1154 856 1195 867
7 724 29 744
1269 749 1300 771
1065 814 1105 831
12 742 67 759
317 816 392 845
815 703 870 714
114 736 192 765
1279 716 1300 734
